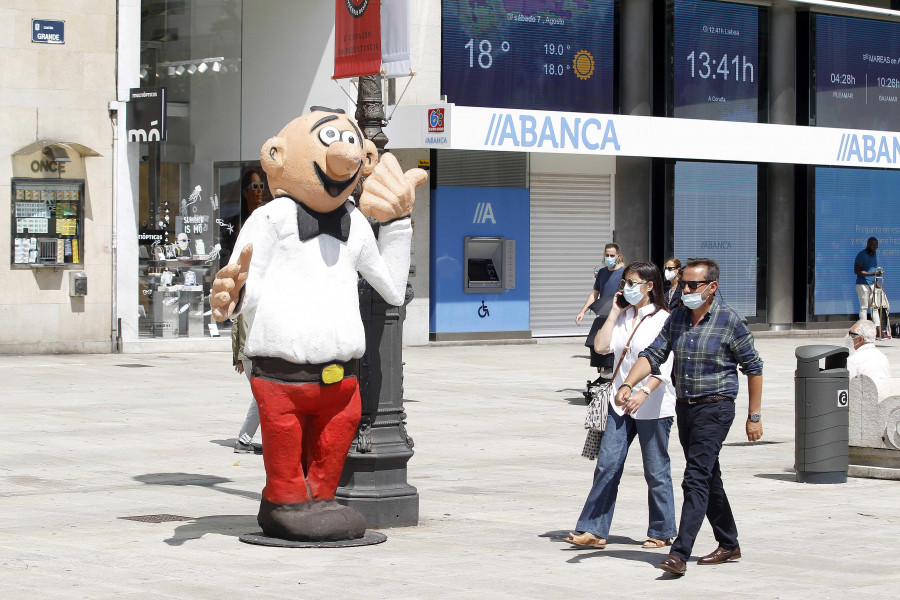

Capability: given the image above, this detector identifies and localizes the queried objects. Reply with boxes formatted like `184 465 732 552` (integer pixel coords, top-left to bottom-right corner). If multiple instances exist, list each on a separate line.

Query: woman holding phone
566 261 678 550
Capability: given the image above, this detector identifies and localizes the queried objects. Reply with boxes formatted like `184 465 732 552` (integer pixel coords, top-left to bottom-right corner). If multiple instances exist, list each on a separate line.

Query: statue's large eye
341 130 359 146
318 126 340 146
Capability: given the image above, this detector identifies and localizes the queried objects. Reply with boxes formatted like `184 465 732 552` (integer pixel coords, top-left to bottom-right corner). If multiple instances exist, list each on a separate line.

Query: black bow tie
293 198 351 243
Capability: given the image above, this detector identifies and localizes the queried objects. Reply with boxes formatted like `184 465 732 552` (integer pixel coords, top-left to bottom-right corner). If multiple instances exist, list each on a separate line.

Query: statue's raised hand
211 244 252 322
358 152 428 223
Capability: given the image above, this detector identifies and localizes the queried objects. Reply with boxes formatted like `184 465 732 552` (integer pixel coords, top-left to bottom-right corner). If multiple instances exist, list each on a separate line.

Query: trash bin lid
795 345 849 377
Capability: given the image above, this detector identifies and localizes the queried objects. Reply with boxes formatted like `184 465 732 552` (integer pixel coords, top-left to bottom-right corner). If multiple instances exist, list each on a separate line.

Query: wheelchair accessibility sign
837 389 849 408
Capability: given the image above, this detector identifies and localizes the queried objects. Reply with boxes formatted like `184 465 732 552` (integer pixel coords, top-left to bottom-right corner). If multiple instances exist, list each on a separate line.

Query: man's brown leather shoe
697 546 741 565
659 554 687 575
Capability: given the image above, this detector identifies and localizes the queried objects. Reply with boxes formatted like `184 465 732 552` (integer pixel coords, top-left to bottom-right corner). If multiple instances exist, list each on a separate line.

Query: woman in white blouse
566 261 677 550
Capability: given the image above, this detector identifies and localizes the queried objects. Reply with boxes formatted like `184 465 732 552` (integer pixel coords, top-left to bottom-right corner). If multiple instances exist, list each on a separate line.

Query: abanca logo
836 132 900 165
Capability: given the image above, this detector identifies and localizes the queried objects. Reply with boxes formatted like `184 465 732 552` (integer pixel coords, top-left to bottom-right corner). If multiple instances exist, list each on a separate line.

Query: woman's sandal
565 532 607 549
642 537 674 549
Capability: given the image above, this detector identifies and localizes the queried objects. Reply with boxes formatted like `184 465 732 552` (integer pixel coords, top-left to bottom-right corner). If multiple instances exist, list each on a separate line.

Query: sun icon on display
573 50 594 80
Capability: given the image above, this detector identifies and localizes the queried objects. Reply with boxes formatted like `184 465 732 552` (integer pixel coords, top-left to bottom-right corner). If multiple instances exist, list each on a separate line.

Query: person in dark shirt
576 243 626 374
615 257 764 576
854 237 882 334
576 243 625 325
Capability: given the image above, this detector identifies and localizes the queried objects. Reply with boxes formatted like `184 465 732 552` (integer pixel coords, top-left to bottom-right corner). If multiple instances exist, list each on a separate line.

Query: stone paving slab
0 336 898 598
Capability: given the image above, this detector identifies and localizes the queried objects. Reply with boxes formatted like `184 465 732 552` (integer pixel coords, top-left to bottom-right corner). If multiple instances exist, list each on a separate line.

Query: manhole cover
119 514 193 523
239 530 387 548
115 364 153 368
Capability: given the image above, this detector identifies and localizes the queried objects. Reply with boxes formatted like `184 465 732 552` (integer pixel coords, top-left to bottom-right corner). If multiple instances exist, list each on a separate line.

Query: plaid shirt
639 297 763 399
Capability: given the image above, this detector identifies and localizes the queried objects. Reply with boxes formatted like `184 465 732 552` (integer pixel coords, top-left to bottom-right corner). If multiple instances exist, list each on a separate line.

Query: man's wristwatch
636 386 652 395
748 413 761 423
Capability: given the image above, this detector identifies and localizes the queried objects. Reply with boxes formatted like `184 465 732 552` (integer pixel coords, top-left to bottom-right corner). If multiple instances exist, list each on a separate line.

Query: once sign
30 160 67 174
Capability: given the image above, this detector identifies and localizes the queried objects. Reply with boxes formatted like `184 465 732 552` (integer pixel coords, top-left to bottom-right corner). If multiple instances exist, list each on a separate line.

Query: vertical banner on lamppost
126 87 167 142
334 0 382 79
380 0 411 78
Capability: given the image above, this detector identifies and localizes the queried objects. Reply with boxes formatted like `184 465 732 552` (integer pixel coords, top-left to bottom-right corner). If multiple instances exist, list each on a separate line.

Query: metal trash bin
794 345 850 483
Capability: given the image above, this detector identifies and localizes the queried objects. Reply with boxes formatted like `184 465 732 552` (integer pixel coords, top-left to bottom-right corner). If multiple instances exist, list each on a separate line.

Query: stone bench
849 374 900 480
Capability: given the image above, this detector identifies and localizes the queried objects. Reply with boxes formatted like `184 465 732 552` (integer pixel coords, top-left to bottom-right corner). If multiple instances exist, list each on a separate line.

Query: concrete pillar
767 5 796 329
615 0 653 262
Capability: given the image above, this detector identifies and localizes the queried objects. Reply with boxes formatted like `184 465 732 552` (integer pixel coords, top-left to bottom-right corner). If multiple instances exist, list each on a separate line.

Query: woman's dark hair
623 261 667 312
241 169 259 190
240 168 271 223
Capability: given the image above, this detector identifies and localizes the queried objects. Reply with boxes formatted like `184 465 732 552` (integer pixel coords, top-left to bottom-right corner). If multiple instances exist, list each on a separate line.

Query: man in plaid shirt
615 258 763 576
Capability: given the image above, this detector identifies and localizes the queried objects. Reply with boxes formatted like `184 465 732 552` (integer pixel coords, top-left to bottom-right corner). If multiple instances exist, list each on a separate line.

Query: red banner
333 0 381 79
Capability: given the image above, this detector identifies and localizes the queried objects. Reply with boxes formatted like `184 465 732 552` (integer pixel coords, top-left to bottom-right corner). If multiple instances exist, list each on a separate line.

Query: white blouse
607 303 676 420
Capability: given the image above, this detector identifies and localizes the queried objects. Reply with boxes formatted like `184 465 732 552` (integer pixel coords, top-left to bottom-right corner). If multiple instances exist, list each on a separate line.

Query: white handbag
581 313 652 460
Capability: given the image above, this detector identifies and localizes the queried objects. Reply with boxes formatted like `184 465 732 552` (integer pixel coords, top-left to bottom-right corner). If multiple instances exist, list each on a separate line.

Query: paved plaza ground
1 335 898 599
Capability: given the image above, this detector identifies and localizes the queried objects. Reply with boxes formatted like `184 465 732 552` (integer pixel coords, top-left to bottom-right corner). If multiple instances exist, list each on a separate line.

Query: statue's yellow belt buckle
321 363 344 385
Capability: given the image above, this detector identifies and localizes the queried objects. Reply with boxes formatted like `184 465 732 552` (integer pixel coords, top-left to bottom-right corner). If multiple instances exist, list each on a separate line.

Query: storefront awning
13 140 102 158
384 104 900 170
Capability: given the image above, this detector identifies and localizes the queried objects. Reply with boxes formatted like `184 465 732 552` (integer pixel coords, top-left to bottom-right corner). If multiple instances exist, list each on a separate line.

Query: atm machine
464 236 516 293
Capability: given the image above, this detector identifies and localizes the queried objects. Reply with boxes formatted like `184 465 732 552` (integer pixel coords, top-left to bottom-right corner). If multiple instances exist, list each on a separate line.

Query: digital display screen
441 0 615 113
813 167 900 315
815 14 900 131
672 0 760 122
673 161 758 317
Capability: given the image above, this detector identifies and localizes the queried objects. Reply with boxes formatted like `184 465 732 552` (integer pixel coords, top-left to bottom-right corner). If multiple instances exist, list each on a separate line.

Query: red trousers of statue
250 376 361 505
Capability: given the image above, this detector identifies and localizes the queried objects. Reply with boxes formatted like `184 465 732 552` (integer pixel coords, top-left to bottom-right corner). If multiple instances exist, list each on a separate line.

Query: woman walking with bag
567 261 678 550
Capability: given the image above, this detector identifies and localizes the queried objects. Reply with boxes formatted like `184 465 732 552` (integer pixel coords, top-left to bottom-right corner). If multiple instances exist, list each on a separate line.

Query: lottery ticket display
11 180 84 266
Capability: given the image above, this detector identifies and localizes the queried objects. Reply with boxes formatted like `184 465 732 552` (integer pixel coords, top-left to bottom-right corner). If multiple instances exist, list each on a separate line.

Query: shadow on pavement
575 548 666 567
723 440 784 447
754 472 798 482
163 514 259 546
542 530 669 567
209 438 238 449
134 472 262 501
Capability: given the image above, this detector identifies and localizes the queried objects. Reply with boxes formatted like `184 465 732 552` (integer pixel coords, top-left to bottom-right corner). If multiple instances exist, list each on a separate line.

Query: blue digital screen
813 167 900 316
673 0 760 122
815 14 900 131
673 161 758 317
441 1 614 113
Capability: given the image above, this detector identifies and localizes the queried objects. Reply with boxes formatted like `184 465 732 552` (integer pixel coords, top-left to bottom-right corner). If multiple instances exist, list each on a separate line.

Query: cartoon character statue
210 107 427 541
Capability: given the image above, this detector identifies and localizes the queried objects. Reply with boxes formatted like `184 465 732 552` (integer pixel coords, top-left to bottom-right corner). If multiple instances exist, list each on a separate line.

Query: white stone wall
0 1 117 353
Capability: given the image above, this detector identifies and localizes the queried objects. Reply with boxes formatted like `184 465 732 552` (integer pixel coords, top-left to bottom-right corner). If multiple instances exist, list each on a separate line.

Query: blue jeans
670 400 739 561
576 410 677 540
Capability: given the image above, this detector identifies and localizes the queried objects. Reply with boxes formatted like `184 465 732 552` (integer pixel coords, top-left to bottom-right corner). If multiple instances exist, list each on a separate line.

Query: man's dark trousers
670 400 739 561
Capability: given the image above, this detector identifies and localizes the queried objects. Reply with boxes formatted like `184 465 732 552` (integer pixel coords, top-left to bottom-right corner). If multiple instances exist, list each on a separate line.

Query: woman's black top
666 285 682 311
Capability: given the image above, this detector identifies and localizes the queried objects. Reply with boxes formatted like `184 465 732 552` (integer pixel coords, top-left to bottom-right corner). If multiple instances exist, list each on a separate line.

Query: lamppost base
336 492 420 529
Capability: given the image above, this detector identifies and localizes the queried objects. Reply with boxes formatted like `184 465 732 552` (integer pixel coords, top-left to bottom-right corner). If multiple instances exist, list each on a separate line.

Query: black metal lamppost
335 75 419 528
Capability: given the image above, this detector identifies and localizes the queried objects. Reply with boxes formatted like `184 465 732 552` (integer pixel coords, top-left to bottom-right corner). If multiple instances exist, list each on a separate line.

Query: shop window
10 179 84 268
137 0 243 338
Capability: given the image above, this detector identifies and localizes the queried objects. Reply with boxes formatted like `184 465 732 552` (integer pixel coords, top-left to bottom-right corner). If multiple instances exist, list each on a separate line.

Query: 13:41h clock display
672 0 762 123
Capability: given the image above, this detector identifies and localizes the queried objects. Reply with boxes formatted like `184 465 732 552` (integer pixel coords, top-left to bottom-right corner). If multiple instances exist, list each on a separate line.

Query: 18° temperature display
441 0 615 113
